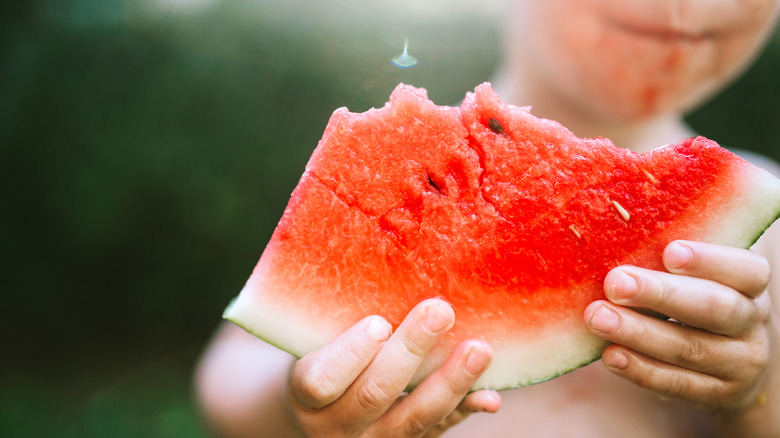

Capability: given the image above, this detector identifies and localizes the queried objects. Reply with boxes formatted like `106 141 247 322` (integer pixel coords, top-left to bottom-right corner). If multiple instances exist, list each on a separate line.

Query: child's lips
606 19 711 43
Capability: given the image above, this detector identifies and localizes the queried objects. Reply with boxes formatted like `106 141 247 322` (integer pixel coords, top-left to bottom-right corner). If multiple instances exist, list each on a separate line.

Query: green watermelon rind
521 355 602 387
747 215 779 247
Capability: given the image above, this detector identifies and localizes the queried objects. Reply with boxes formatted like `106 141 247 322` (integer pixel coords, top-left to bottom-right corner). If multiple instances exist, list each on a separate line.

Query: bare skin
196 0 780 436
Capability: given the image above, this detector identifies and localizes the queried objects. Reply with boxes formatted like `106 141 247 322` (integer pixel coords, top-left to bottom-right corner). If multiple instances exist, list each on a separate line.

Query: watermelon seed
568 224 582 239
338 122 347 135
612 200 631 222
427 173 442 194
641 169 659 185
488 118 505 135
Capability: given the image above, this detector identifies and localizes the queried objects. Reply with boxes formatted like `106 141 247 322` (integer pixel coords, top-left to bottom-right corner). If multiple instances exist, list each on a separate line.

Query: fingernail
465 344 491 375
589 304 620 334
610 271 638 301
604 349 629 370
366 316 392 342
423 302 454 334
666 242 692 271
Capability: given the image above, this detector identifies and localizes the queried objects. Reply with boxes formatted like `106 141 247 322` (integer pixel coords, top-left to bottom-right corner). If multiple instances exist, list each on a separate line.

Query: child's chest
450 362 714 437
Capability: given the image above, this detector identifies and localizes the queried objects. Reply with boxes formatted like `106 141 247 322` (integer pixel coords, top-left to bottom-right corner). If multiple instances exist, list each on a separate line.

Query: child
196 0 780 436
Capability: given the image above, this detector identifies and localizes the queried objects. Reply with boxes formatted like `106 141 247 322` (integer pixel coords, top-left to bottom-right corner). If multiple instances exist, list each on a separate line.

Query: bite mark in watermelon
224 82 780 390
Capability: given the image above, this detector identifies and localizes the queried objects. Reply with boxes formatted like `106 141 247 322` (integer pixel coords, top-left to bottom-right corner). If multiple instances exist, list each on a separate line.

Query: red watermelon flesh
224 82 780 390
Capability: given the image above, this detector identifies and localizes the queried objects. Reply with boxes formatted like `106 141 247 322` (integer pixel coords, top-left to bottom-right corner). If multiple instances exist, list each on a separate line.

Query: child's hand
585 240 772 412
287 298 501 438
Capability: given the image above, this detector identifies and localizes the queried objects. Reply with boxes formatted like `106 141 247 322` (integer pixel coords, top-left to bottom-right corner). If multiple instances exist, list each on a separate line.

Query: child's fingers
663 240 770 298
370 339 494 437
290 314 393 409
602 266 767 336
458 389 502 414
336 299 456 433
585 301 767 378
598 344 744 410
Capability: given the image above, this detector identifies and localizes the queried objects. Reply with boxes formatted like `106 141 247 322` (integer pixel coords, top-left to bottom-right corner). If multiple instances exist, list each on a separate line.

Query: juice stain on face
392 38 418 68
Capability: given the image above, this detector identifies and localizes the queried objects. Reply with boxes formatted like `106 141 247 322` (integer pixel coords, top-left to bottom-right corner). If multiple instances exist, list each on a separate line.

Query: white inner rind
225 278 609 391
223 281 342 358
700 165 780 247
471 328 608 390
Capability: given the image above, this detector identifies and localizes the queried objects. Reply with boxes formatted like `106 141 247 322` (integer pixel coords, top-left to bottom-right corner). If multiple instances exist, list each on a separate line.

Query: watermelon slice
224 82 780 390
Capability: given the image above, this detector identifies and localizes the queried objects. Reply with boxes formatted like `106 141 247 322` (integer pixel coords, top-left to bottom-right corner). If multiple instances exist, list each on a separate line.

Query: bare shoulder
195 322 296 435
196 323 294 399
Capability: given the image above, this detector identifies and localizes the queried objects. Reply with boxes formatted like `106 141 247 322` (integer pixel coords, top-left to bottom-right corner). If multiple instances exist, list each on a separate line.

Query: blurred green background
2 0 779 436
